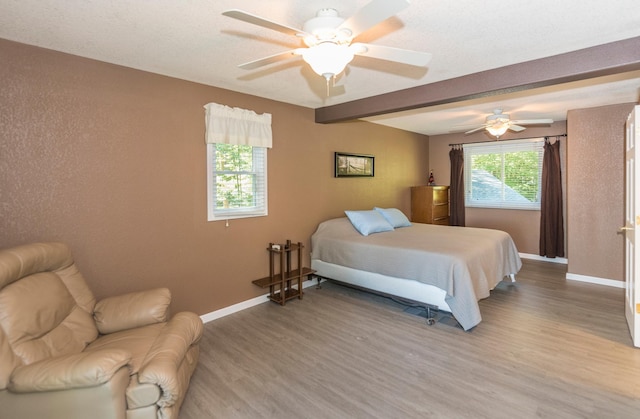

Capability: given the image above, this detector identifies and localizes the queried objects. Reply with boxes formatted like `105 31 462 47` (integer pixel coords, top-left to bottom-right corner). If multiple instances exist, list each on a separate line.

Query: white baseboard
199 294 268 324
566 273 625 289
200 278 323 324
519 253 624 288
519 253 568 264
519 253 623 288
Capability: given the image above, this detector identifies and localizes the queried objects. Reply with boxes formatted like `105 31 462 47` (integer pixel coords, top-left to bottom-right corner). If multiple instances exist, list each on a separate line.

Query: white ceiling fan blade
509 124 527 132
338 0 410 38
465 126 488 135
222 9 308 38
510 119 554 125
237 50 300 70
351 43 432 67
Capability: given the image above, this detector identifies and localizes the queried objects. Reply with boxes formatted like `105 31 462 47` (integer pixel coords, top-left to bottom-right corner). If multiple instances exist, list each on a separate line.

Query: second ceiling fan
222 0 432 85
464 109 554 138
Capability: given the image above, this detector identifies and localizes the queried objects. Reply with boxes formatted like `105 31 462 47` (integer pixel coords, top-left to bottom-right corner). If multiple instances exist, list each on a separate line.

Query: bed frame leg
509 274 516 282
425 306 436 325
315 275 322 289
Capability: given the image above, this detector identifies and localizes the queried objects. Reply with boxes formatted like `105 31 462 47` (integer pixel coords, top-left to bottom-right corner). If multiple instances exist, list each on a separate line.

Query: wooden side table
252 240 316 305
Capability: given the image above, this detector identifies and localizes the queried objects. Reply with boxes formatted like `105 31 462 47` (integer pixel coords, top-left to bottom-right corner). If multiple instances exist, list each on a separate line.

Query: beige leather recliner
0 242 204 419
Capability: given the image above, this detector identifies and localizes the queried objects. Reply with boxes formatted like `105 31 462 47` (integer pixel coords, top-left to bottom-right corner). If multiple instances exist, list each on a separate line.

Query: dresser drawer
432 188 449 205
432 203 449 219
410 185 450 225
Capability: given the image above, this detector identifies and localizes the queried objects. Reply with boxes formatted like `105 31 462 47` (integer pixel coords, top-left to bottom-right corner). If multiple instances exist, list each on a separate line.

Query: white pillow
374 207 412 228
344 210 394 236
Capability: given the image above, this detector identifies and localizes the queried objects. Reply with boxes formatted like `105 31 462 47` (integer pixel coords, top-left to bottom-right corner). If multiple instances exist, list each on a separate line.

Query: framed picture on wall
334 152 375 177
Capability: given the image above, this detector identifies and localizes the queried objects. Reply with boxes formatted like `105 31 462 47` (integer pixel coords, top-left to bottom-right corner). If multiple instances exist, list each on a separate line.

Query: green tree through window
471 150 540 201
208 143 267 220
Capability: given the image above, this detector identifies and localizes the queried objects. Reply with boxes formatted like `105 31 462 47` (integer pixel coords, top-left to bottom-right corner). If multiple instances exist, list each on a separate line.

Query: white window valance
204 102 272 148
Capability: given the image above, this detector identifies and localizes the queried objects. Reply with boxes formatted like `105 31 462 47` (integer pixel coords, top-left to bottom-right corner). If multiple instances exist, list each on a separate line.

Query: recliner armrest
138 312 204 406
94 288 171 334
8 349 131 393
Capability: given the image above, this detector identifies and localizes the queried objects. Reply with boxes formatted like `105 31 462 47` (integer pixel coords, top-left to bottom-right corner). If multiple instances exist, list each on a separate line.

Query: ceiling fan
464 109 554 138
222 0 432 87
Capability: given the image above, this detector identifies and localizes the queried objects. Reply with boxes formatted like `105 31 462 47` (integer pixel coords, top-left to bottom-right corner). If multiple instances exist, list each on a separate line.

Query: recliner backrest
0 243 99 389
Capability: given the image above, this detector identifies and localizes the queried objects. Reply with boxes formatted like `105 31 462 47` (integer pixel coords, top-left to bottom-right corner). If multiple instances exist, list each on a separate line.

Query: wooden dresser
410 185 450 225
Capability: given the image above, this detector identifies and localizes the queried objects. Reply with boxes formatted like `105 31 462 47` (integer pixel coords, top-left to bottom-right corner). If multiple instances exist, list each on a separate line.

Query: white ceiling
1 0 639 135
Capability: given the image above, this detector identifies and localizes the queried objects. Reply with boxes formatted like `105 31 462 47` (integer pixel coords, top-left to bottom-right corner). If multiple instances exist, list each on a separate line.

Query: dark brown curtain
539 138 564 257
449 146 465 226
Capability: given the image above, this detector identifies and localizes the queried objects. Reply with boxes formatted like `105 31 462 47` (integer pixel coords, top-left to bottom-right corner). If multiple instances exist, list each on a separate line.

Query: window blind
464 138 544 210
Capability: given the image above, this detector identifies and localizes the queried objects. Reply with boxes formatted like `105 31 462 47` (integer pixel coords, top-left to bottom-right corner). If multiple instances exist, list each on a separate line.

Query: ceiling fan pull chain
324 74 336 96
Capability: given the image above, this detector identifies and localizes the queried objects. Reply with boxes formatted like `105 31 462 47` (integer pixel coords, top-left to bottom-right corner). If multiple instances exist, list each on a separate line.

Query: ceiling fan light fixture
486 123 509 138
224 3 429 91
302 42 354 79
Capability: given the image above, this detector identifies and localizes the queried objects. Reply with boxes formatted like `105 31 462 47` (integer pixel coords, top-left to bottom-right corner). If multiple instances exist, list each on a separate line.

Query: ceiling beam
315 36 640 124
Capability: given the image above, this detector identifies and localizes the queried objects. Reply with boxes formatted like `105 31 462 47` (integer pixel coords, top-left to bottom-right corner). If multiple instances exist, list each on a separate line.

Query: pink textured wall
567 103 635 282
0 39 429 314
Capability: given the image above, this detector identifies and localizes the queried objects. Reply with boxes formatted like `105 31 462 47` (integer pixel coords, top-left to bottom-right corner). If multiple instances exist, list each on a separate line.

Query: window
203 102 272 222
207 143 267 221
464 138 544 210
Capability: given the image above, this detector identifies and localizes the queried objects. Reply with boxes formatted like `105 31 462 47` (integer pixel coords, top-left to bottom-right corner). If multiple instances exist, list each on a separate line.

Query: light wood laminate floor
181 259 640 418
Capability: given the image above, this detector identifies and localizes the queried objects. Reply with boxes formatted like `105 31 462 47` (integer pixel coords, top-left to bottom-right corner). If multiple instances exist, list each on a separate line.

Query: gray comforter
310 218 522 330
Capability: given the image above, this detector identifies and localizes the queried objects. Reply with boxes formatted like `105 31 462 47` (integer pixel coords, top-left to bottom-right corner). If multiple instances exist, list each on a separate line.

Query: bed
310 215 522 330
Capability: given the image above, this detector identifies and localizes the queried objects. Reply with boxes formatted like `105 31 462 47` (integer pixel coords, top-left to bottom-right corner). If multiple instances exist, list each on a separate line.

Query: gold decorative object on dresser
411 185 450 225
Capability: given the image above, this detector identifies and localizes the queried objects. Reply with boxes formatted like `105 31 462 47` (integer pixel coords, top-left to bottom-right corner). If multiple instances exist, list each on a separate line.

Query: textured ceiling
1 0 639 135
